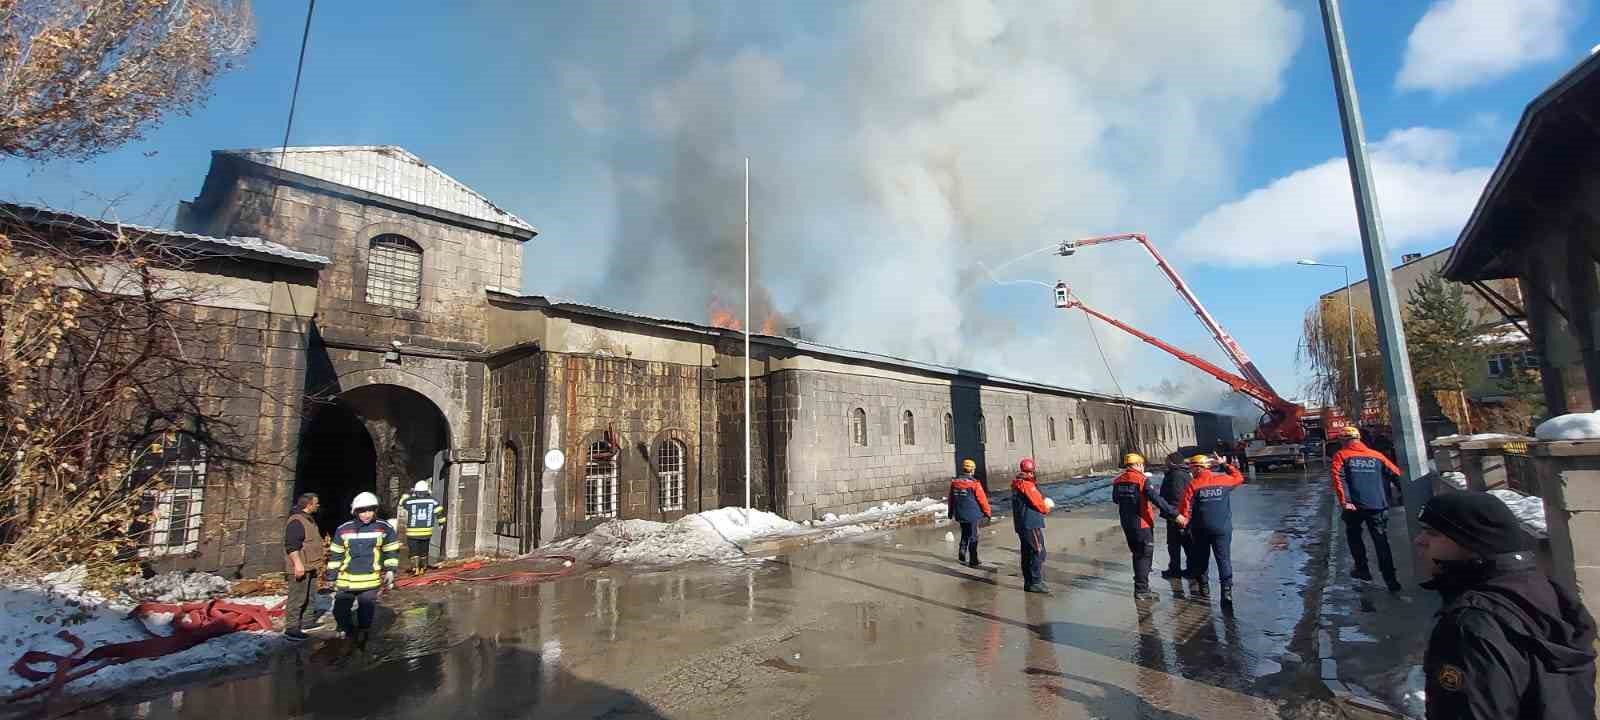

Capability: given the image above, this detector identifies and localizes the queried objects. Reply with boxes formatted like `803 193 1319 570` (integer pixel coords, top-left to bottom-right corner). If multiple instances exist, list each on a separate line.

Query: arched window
365 234 423 309
942 412 954 445
496 443 520 536
850 408 868 447
901 411 916 446
1005 416 1016 444
657 440 685 512
1068 418 1076 441
1047 417 1057 444
584 440 618 519
977 413 987 444
1099 420 1107 445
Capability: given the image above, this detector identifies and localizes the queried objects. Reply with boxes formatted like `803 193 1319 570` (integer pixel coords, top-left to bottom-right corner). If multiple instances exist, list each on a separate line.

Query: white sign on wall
544 449 566 471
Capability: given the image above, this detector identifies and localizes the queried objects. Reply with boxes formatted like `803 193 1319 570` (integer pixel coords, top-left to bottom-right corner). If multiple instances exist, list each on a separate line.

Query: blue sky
3 0 1595 415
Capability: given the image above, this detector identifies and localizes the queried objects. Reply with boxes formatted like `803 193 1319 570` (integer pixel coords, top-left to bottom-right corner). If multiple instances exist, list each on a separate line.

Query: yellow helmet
961 459 977 473
1186 454 1211 466
1340 425 1361 439
1122 452 1145 466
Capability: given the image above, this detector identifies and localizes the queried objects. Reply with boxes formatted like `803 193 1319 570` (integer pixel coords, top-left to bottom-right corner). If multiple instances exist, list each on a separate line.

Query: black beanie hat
1419 491 1532 557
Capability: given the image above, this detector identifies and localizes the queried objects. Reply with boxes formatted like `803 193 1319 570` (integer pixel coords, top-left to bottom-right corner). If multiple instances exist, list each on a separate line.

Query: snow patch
1467 433 1528 442
1 571 284 700
546 508 800 565
124 571 231 603
1489 489 1547 538
1536 411 1600 441
1441 472 1469 490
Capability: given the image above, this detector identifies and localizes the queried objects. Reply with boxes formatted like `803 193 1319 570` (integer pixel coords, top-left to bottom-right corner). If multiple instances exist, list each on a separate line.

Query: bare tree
1299 302 1385 427
0 208 268 584
0 0 255 161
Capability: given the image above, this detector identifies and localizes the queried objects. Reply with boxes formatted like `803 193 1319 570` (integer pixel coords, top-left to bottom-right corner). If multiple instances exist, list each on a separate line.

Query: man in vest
1175 453 1246 607
1113 453 1177 602
283 492 324 641
399 481 447 575
1330 424 1405 592
1011 458 1054 594
948 459 992 568
325 491 400 643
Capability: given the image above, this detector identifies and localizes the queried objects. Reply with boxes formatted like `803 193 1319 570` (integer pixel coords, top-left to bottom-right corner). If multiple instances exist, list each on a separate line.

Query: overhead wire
268 0 317 214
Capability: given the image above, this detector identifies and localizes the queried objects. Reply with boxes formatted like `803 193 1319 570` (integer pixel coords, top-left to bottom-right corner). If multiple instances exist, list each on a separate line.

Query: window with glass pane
658 440 685 511
942 413 954 445
850 408 868 446
585 440 618 519
901 411 915 446
135 433 206 556
365 234 423 309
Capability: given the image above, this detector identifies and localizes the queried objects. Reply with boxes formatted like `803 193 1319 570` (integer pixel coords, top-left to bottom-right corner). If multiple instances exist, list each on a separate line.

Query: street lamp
1298 259 1361 423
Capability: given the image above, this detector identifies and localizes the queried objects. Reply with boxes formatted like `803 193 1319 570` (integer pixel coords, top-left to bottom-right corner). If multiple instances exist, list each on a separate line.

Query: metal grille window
657 440 685 512
1006 416 1016 444
1069 418 1076 441
584 441 618 519
901 411 916 446
136 434 206 556
942 413 954 445
977 413 987 444
365 234 423 309
1048 417 1057 444
850 408 868 446
496 444 520 536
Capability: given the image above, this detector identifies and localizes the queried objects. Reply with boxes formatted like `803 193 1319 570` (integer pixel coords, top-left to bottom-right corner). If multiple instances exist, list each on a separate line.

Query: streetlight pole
1298 259 1361 423
1319 0 1432 546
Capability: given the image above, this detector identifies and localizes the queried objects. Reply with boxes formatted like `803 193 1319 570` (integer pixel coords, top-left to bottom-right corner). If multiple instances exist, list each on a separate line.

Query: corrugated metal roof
220 146 536 234
488 289 1218 416
0 202 330 268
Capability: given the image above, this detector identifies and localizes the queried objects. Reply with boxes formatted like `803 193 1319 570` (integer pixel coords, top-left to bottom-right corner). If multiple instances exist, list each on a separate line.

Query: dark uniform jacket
1424 552 1597 719
1010 473 1049 531
400 491 447 538
947 474 992 522
1158 466 1192 509
1112 469 1176 530
1176 464 1245 535
328 518 401 591
1331 440 1403 510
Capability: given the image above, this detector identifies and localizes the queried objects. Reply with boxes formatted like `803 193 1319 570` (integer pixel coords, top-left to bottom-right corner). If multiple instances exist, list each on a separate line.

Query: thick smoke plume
541 0 1301 396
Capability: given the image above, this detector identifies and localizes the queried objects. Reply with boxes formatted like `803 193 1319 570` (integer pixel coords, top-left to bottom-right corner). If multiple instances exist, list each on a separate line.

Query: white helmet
412 480 430 493
351 491 380 512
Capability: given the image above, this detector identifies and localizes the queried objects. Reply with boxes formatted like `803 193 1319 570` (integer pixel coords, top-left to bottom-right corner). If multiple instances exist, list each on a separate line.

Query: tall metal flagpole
744 158 752 512
1319 0 1431 545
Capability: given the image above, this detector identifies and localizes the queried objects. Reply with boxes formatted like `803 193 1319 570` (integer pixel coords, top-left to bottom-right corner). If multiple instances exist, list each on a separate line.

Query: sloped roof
219 145 536 234
0 202 330 269
485 289 1218 417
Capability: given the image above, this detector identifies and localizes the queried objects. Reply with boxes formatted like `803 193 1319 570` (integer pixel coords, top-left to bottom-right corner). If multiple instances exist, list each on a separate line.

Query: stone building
7 145 1232 575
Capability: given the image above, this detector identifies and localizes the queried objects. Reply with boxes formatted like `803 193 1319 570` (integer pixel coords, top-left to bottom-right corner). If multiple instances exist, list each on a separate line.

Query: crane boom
1059 233 1277 395
1054 283 1306 443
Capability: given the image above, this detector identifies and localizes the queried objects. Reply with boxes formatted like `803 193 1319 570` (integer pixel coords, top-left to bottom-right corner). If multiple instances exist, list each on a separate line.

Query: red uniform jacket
947 476 992 520
1330 440 1403 510
1176 464 1246 534
1112 468 1177 530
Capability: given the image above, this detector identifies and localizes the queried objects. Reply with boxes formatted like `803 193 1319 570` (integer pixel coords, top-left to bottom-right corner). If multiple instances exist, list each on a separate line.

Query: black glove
322 569 337 583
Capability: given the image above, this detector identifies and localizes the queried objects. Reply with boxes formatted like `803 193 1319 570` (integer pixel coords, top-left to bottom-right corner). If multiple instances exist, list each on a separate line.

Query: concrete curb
1315 498 1413 720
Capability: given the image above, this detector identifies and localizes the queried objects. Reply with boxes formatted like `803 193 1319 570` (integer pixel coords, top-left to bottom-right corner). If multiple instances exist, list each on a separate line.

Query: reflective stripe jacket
1176 464 1246 535
948 475 992 522
1331 440 1402 510
399 492 447 538
328 518 400 590
1112 469 1176 531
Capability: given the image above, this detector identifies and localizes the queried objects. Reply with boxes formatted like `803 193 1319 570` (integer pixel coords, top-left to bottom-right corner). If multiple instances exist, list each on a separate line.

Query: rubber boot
1189 576 1210 599
1134 589 1160 603
1220 583 1234 608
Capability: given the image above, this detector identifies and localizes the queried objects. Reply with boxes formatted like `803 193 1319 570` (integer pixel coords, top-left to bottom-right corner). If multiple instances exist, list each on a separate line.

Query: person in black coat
1158 448 1197 580
1416 491 1597 719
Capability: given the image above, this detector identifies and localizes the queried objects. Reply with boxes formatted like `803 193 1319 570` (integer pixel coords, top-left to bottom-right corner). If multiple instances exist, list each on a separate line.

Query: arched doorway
294 384 451 538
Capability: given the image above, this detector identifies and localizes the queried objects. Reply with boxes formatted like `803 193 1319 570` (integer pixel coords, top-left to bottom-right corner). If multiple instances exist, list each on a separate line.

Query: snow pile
1467 433 1529 442
1536 412 1600 441
1441 472 1469 490
821 497 945 525
1489 489 1547 538
550 508 802 565
1 569 284 700
123 571 231 603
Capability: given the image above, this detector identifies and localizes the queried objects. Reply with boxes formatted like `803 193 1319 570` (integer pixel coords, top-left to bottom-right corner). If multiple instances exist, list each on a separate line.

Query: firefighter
1158 449 1196 581
325 491 400 643
1175 453 1246 607
1417 491 1597 719
948 459 992 568
398 480 447 575
1330 424 1405 592
1113 452 1177 601
1011 458 1054 594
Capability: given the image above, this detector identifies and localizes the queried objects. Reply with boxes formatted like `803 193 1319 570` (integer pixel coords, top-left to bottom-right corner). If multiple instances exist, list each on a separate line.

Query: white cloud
1396 0 1575 93
560 66 615 134
1175 127 1491 267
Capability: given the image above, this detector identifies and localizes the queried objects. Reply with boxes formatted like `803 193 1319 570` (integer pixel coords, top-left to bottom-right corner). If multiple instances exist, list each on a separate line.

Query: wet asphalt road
73 470 1342 719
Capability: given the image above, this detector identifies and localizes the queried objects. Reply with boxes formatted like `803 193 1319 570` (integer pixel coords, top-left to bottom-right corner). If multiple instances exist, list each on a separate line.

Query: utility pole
1319 0 1431 544
744 157 752 513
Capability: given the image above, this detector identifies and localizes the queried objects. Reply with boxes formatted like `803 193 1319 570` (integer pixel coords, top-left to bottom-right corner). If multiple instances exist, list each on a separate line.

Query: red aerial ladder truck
1053 232 1307 446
